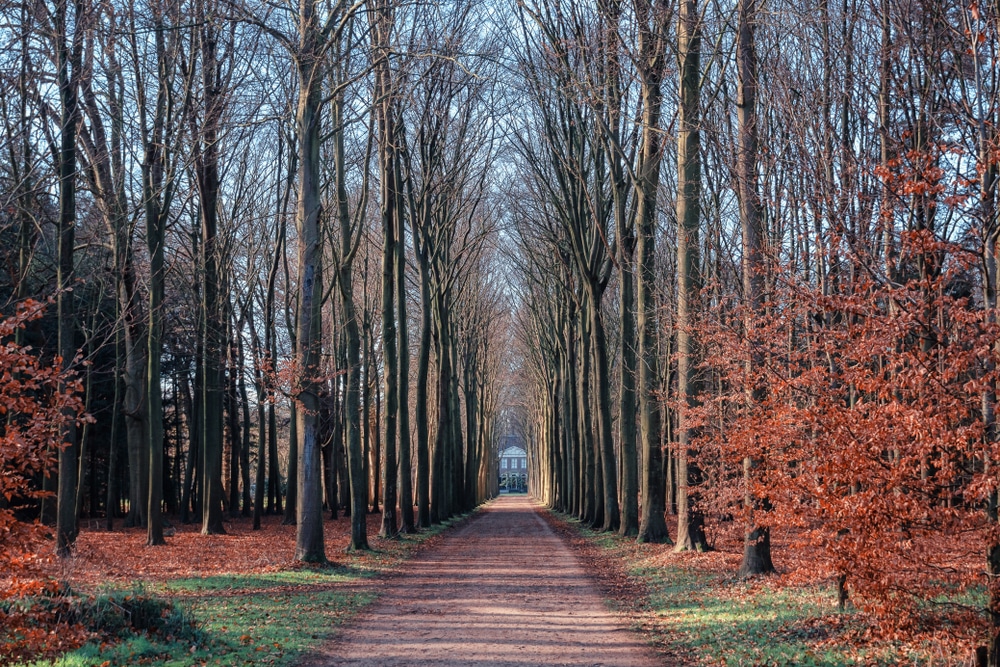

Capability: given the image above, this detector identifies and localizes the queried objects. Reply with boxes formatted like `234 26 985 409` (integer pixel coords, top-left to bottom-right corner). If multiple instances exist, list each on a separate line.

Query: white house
499 445 528 492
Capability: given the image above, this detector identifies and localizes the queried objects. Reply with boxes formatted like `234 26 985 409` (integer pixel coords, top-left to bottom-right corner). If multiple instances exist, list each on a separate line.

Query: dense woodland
2 0 1000 660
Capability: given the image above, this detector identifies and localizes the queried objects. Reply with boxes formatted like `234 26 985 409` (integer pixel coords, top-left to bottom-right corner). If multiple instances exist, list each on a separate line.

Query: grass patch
24 510 476 667
639 567 863 666
160 569 362 594
556 514 973 666
15 572 371 667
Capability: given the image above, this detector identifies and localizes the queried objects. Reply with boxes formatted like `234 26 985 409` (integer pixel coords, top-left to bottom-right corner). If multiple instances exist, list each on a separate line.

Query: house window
520 458 526 469
502 459 507 469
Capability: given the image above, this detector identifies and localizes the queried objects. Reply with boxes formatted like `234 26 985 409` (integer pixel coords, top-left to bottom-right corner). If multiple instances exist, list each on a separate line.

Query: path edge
534 502 693 666
294 503 490 667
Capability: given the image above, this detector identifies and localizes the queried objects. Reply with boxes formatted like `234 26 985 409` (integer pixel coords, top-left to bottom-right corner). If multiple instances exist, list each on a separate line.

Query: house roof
499 446 527 458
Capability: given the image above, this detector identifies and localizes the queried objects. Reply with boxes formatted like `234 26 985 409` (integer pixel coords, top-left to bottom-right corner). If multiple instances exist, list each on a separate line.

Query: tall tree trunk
563 305 580 517
147 196 166 546
341 280 368 549
415 245 433 526
618 259 638 535
145 205 167 546
396 161 415 532
286 393 299 523
250 306 267 530
78 33 144 532
435 342 449 519
265 178 287 518
267 395 281 514
463 347 479 511
365 327 377 512
181 367 197 522
600 0 638 538
635 0 671 545
375 11 399 535
578 301 597 526
142 5 174 548
106 324 122 531
588 282 620 533
361 328 369 507
292 24 327 561
125 317 148 528
327 323 343 520
333 82 369 550
433 291 452 521
449 334 464 511
980 0 1000 661
735 0 774 577
55 0 84 557
238 331 253 516
674 0 709 553
226 337 242 517
197 5 225 536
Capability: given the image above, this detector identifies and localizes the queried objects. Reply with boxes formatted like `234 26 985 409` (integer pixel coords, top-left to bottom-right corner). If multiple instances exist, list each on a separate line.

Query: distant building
499 439 528 492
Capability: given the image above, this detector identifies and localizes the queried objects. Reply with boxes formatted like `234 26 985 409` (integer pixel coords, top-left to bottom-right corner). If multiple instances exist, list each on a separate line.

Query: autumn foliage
692 230 998 636
0 299 88 662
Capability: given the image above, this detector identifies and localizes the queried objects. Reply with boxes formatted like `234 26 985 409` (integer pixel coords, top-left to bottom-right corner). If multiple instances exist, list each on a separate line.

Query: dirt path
303 495 662 666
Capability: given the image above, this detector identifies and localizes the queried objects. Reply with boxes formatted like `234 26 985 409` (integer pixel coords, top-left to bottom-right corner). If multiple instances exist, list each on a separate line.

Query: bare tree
48 0 86 557
241 0 366 560
673 0 708 553
634 0 672 545
735 0 774 576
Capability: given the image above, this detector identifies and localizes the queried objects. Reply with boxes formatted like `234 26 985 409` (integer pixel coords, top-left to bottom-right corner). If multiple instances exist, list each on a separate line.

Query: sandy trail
302 494 662 667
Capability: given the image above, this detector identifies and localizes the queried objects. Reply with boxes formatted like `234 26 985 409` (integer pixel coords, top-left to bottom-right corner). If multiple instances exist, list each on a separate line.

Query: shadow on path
302 495 662 666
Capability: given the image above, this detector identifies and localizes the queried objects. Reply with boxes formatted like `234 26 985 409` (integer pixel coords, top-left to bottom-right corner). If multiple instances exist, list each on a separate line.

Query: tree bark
55 0 84 558
674 0 709 553
375 5 399 535
332 78 369 550
396 157 415 532
588 283 620 533
139 3 176 547
635 0 671 545
416 239 433 527
292 22 327 561
735 0 774 577
196 4 226 536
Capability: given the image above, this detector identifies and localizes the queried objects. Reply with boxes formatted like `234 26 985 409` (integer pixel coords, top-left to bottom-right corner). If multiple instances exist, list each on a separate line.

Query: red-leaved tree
695 231 998 641
0 299 89 662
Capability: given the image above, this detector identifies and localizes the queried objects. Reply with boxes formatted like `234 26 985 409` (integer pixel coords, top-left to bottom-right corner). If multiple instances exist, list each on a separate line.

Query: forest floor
547 509 981 666
65 511 426 585
22 497 979 666
301 494 661 667
27 510 472 666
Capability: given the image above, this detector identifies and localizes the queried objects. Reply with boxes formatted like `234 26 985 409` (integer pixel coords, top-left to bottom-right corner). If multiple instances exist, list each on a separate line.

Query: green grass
19 569 372 667
639 565 861 666
562 517 972 666
159 568 364 594
22 511 476 667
